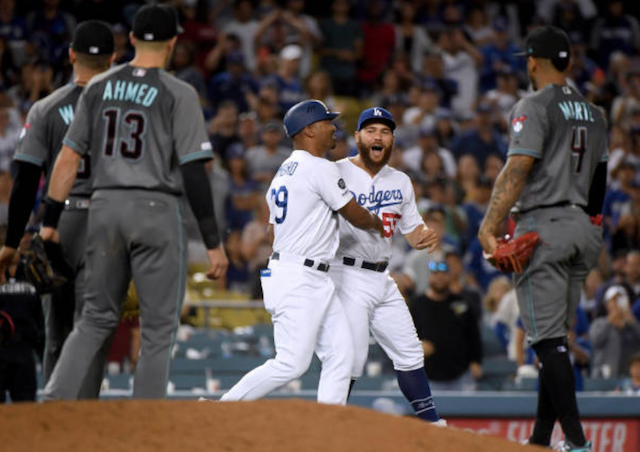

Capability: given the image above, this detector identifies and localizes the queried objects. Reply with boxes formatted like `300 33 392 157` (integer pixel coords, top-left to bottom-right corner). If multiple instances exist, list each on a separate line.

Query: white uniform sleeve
265 188 276 225
398 177 424 235
312 159 352 211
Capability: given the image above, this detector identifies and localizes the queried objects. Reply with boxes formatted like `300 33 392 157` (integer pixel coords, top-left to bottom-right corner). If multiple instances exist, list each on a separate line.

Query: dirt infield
0 399 540 452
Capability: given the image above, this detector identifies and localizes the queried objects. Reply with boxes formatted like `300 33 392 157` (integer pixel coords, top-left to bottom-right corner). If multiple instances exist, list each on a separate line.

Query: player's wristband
42 198 65 229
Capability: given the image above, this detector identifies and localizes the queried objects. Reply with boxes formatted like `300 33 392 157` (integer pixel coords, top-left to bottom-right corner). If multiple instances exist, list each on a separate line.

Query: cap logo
373 108 382 117
89 46 99 54
144 33 154 40
559 51 568 58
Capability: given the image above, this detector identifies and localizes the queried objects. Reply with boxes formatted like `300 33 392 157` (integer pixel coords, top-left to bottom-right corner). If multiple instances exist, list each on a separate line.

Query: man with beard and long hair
328 107 446 424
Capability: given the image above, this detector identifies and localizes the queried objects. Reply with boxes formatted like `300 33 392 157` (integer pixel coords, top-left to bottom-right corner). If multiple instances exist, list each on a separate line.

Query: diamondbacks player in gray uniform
479 27 607 452
40 5 228 400
0 21 115 398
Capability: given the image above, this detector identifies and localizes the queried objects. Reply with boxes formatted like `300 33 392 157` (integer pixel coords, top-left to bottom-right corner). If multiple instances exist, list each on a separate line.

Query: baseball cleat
431 419 447 427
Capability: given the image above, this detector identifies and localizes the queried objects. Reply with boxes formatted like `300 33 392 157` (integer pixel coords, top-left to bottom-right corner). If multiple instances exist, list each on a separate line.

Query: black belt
515 201 586 216
65 197 90 210
343 257 388 272
270 252 330 273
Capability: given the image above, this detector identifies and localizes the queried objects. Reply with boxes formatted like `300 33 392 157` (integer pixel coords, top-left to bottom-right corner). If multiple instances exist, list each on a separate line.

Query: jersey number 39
270 186 288 223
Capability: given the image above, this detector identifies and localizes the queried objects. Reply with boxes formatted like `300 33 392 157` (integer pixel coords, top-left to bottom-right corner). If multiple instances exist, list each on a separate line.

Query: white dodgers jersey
267 150 352 261
336 159 423 261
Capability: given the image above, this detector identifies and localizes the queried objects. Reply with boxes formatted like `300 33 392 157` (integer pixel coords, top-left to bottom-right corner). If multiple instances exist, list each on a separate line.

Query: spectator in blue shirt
603 159 634 250
261 44 305 115
479 17 523 93
208 51 259 114
451 102 507 169
591 1 640 70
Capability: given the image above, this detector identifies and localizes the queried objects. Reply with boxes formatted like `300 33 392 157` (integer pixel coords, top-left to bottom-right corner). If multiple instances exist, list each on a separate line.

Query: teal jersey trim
62 138 83 154
13 152 43 167
508 148 542 159
179 149 214 165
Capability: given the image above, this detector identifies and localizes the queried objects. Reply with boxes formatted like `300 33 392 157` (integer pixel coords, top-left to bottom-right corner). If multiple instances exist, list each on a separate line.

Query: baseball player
329 107 445 424
0 21 115 398
39 4 228 400
219 100 384 405
478 27 607 452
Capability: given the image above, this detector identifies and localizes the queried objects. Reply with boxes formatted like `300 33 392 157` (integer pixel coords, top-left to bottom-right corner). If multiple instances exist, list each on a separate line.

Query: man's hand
478 228 498 256
415 226 439 252
469 362 483 379
0 246 17 284
206 245 229 280
421 340 435 357
39 227 60 243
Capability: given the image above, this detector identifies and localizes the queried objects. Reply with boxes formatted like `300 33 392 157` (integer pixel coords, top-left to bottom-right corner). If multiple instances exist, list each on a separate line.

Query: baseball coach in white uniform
220 100 384 405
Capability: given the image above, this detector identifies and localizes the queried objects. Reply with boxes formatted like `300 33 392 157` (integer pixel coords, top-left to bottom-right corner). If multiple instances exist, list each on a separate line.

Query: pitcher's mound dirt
0 399 537 452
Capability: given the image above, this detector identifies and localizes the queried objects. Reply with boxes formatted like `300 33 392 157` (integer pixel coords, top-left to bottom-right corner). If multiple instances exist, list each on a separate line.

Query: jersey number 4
270 186 288 223
570 126 587 173
102 108 147 160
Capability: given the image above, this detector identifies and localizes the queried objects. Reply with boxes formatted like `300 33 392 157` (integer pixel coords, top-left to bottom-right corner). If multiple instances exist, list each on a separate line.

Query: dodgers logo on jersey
338 178 346 189
512 115 527 134
351 185 403 215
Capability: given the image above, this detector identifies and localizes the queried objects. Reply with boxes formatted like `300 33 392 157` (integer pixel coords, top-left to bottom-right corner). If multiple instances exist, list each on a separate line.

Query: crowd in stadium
0 0 639 392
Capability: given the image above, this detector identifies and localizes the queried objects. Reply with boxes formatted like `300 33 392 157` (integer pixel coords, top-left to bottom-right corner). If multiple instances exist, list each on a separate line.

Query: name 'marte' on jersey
13 83 93 196
508 84 608 213
62 64 213 194
335 159 424 262
267 151 352 262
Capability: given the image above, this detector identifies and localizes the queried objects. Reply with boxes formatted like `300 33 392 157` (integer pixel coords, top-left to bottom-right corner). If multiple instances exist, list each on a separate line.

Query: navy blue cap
227 51 245 65
283 100 340 138
226 143 245 160
357 107 396 131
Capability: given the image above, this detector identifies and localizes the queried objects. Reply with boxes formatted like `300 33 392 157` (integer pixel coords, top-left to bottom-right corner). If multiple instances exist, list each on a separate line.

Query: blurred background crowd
0 0 639 392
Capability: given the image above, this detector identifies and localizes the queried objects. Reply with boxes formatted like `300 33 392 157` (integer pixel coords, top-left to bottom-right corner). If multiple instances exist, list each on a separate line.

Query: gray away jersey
63 64 213 194
13 84 93 196
508 84 608 212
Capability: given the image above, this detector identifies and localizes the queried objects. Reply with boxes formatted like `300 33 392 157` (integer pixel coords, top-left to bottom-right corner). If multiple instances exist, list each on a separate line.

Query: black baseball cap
133 5 182 42
514 26 571 62
71 20 114 55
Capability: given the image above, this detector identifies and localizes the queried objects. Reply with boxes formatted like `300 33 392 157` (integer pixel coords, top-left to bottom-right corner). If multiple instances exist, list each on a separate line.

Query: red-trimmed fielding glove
590 214 603 226
487 231 540 274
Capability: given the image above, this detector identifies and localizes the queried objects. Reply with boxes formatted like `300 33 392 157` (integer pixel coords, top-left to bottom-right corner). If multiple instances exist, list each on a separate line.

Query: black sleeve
5 161 42 248
586 161 607 217
180 160 221 249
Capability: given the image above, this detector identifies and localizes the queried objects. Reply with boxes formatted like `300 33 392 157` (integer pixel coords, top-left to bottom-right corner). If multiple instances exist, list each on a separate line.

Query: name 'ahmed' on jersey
101 79 158 106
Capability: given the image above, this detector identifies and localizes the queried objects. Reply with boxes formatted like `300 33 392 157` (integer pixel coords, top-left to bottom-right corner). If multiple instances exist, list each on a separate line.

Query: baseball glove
21 235 71 294
487 231 540 274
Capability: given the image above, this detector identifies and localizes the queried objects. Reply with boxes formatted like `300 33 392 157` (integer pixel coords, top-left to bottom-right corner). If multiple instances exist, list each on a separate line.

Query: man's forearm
48 145 81 202
479 155 534 236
